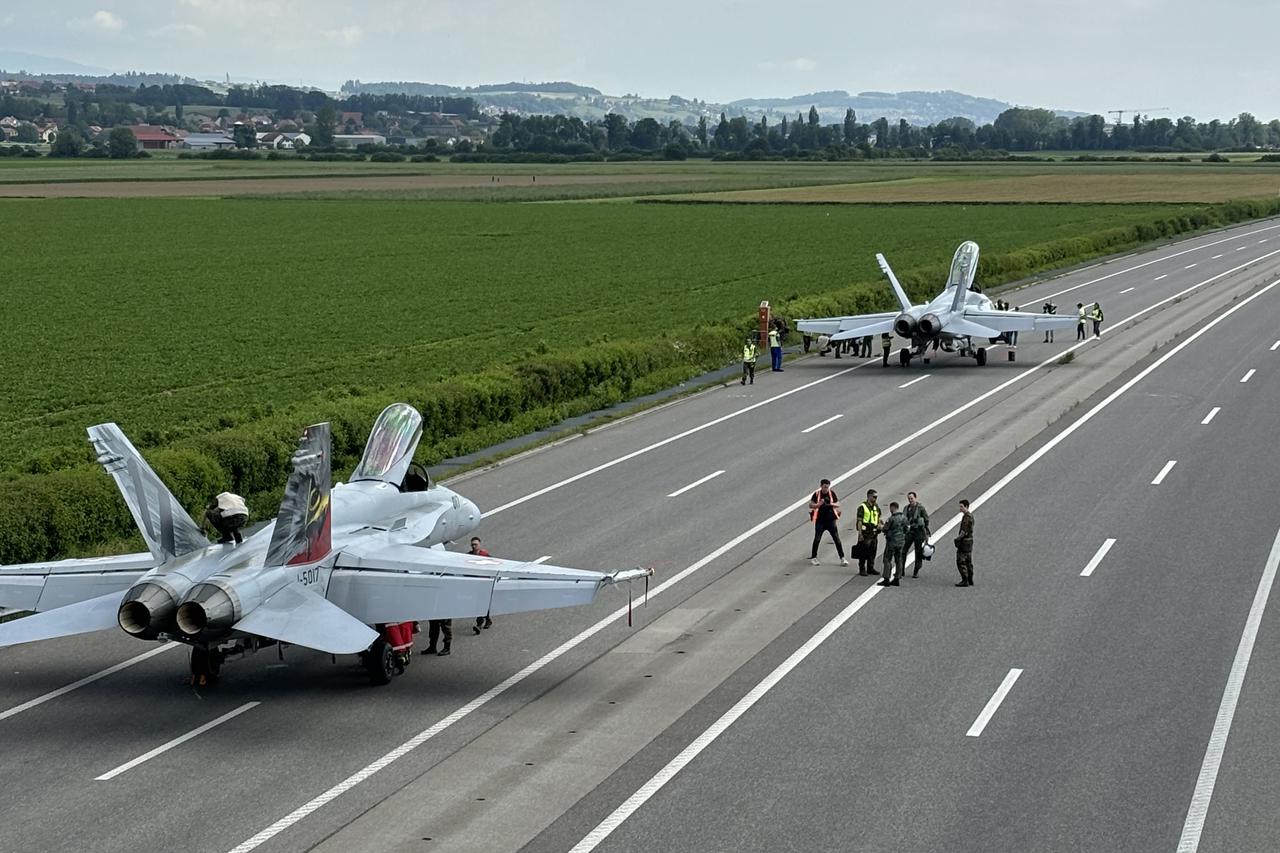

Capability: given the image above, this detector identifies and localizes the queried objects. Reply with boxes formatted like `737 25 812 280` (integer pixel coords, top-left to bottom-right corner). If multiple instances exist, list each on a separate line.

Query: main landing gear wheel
363 639 398 686
976 347 988 366
899 348 910 367
190 646 223 686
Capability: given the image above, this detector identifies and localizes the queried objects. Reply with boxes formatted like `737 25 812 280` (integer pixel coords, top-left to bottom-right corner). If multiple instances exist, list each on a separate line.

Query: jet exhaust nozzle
118 579 184 640
176 582 242 641
917 313 942 338
893 313 918 338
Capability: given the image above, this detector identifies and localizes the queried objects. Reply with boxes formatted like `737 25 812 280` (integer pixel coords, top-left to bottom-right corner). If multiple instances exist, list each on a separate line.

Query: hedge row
0 330 737 564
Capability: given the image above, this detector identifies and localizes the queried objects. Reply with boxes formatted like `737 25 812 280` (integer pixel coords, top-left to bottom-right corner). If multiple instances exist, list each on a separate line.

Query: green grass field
0 197 1203 475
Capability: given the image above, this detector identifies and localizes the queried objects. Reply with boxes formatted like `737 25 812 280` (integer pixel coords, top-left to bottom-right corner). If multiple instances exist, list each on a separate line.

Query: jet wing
328 543 646 623
0 552 153 612
964 310 1080 334
0 590 127 648
232 583 377 655
797 312 898 339
830 319 896 342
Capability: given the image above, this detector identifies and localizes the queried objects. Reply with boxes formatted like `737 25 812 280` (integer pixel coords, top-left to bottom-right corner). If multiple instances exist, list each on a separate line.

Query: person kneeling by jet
205 492 248 544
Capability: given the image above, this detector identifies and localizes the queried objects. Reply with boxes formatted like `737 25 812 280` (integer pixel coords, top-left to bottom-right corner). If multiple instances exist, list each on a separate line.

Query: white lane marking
666 470 726 498
483 364 864 517
1261 238 1270 243
1271 341 1280 351
1185 263 1198 269
1201 407 1221 425
567 582 886 853
1119 287 1136 294
533 556 552 564
1080 538 1117 577
1037 221 1280 303
0 643 178 723
1154 274 1168 281
1152 460 1178 485
1176 525 1280 852
1240 369 1256 383
227 258 1280 853
966 669 1024 737
898 375 930 389
800 414 843 434
1212 254 1224 259
96 702 260 781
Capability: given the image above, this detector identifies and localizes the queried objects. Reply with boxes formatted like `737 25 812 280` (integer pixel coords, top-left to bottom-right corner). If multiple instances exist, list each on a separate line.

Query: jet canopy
351 403 424 487
946 240 981 292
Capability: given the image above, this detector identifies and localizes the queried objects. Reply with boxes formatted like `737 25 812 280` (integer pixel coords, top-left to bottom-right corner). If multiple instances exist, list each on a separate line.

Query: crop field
0 197 1201 476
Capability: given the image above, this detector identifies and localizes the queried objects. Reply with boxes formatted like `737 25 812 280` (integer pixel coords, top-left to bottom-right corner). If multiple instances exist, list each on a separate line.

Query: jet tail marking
265 422 332 567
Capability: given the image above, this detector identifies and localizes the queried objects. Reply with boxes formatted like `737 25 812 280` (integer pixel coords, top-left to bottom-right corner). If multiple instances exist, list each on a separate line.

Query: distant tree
713 112 730 149
231 123 257 148
807 105 819 127
14 123 39 144
175 102 184 123
312 105 336 146
217 107 231 120
49 126 84 157
872 117 890 148
603 113 629 150
629 117 662 150
843 108 857 143
696 115 707 146
107 126 137 159
65 92 79 126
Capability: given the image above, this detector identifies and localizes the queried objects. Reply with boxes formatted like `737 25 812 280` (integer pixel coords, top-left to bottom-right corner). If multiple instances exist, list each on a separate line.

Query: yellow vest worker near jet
742 338 758 385
768 328 783 371
855 490 882 576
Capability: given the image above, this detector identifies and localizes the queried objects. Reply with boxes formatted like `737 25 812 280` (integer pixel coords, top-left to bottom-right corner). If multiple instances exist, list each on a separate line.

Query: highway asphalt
2 218 1280 853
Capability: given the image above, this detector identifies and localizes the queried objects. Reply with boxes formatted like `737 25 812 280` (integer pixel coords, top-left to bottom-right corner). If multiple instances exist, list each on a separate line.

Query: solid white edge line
533 556 552 564
965 668 1024 737
95 701 260 781
567 582 887 853
667 470 726 498
1152 460 1178 485
1080 538 1117 578
898 375 930 389
1176 525 1280 852
1240 369 1256 383
226 254 1280 853
0 643 179 723
800 414 843 434
565 262 1280 853
1119 287 1136 294
1201 407 1221 425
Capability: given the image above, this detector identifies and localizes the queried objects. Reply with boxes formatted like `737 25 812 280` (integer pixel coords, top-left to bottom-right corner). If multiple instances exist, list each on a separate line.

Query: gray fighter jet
798 241 1078 365
0 403 648 685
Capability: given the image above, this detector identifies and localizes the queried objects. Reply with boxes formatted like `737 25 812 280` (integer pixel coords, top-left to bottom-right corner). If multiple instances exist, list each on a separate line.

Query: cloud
323 25 363 45
69 10 126 33
757 57 817 72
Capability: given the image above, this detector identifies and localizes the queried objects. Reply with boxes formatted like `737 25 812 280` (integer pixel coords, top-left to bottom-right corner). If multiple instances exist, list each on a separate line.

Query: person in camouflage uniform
955 499 975 587
877 502 909 587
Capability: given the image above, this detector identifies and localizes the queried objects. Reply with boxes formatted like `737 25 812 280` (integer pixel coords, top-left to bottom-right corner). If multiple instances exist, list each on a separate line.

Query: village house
129 125 182 150
183 132 236 151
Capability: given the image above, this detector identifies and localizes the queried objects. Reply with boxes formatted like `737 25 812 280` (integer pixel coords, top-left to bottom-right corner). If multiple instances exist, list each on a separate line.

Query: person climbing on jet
204 492 248 544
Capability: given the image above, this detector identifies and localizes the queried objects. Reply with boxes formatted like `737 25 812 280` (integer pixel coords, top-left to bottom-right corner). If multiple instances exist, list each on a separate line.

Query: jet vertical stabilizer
264 422 332 567
87 423 208 564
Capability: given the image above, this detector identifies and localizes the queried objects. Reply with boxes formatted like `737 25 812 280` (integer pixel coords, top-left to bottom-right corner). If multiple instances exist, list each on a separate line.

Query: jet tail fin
876 253 913 312
88 424 208 564
265 422 332 567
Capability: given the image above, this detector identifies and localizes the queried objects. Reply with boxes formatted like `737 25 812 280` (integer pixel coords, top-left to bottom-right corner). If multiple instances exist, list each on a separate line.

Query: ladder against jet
0 403 649 685
797 241 1079 366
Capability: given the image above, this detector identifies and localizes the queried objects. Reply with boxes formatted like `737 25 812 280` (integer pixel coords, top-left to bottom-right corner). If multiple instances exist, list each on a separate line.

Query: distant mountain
0 50 111 76
729 89 1052 126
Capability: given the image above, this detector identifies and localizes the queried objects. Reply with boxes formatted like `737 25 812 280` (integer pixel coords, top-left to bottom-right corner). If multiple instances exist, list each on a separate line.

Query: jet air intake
176 580 243 641
118 579 186 640
893 313 918 338
917 313 943 338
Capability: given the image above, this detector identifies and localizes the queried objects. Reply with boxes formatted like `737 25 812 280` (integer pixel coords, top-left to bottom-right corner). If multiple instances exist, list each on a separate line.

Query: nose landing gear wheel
976 347 988 366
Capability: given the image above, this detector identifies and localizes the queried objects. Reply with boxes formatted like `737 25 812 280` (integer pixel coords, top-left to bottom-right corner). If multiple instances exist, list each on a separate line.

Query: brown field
681 172 1280 204
0 172 709 198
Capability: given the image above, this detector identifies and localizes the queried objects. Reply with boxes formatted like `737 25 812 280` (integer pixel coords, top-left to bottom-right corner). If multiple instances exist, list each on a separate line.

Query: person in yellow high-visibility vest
768 327 783 371
741 337 758 385
855 489 882 576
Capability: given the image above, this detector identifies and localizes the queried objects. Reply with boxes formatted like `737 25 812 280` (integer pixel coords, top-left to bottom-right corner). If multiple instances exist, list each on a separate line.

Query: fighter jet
0 403 649 685
797 241 1078 366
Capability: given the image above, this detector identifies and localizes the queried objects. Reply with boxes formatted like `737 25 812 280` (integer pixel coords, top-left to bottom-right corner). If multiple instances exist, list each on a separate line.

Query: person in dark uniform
424 619 452 655
954 499 975 587
1042 302 1058 342
470 536 494 634
904 491 931 578
859 335 873 357
808 479 847 567
877 502 908 586
855 489 882 577
881 334 892 367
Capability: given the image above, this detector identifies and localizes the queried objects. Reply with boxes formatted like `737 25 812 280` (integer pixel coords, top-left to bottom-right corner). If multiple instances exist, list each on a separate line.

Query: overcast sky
3 0 1275 120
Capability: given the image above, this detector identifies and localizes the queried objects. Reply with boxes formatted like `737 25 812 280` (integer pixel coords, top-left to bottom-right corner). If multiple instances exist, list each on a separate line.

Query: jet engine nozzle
176 582 242 641
893 313 918 338
118 579 184 640
917 313 942 338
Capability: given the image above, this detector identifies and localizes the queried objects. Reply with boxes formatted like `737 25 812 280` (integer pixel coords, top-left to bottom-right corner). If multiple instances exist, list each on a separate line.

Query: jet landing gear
899 348 911 367
361 639 404 686
189 645 223 686
957 339 988 366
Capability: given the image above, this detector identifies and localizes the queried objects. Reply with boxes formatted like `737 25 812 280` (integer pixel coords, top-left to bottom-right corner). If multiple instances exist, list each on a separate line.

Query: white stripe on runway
1261 238 1270 243
667 470 726 498
898 375 930 389
96 702 260 780
801 414 843 434
1151 460 1178 485
1201 407 1221 425
1080 538 1117 577
1236 246 1248 251
1240 369 1256 383
966 669 1024 737
1119 287 1135 294
1185 263 1198 269
0 643 179 723
1271 341 1280 351
1154 274 1168 281
1176 525 1280 852
1211 254 1224 259
532 555 552 564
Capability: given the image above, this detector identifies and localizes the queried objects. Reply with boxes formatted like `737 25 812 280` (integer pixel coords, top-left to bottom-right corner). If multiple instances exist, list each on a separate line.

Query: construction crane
1108 107 1170 125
